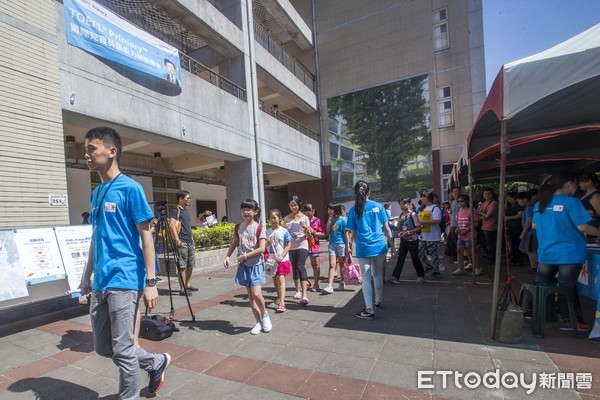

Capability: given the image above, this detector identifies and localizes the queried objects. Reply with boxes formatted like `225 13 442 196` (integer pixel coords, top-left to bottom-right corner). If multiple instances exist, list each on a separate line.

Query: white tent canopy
465 23 600 182
458 23 600 339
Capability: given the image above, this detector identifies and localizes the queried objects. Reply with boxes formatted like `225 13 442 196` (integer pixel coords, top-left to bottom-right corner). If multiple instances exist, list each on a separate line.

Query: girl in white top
284 195 311 305
266 209 292 313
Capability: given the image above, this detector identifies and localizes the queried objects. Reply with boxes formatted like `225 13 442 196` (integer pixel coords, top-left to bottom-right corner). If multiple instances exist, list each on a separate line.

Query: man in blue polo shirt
79 127 170 399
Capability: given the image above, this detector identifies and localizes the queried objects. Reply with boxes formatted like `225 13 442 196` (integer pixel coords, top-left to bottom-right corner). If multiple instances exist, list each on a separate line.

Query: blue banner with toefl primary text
63 0 182 89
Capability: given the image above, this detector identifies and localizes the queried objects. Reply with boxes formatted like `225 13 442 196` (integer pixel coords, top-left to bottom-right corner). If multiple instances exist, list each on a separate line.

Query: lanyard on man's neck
92 173 122 229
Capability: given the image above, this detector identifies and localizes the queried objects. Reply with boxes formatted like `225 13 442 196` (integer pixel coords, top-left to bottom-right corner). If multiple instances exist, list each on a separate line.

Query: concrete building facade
1 0 321 228
0 0 484 227
314 0 485 202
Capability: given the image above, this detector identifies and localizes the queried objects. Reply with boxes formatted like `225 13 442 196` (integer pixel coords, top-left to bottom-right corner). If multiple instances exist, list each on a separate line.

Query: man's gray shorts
178 242 195 270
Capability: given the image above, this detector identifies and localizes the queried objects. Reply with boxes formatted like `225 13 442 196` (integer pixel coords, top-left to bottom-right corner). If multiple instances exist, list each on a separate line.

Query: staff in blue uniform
346 181 394 320
533 171 600 331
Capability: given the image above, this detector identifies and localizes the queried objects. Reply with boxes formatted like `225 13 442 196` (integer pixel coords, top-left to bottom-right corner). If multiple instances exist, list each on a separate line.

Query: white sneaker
322 284 334 294
337 282 346 291
451 269 466 276
250 322 262 335
415 277 425 284
261 314 272 333
474 268 483 276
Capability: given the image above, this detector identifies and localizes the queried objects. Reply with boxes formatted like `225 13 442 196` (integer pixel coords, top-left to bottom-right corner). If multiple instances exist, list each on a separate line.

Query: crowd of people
222 182 392 325
76 126 600 399
220 175 600 334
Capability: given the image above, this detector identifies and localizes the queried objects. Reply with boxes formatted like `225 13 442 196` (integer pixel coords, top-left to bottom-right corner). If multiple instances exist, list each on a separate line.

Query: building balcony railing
180 53 247 101
253 22 315 93
259 101 319 140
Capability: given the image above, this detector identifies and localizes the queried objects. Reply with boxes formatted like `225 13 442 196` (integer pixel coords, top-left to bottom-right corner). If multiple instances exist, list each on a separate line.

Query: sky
483 0 600 91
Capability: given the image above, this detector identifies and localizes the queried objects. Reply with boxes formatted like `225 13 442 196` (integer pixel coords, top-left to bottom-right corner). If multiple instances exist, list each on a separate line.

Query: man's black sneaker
148 353 171 393
374 302 382 309
355 309 375 320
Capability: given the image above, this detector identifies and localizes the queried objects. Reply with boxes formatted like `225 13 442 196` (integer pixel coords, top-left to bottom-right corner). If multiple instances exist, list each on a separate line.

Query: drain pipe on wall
244 0 266 222
312 0 324 170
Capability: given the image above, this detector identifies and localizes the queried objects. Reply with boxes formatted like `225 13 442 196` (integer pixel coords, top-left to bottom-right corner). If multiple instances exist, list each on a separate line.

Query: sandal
309 285 320 292
275 298 281 306
276 303 286 313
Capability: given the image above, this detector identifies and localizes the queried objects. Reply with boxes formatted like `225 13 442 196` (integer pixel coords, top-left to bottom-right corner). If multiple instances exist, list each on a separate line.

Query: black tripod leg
159 210 196 323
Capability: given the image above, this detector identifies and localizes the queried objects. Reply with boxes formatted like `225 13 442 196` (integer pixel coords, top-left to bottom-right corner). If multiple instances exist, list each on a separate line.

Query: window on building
433 8 449 51
442 163 454 175
328 118 339 133
152 177 179 215
441 176 450 202
340 173 354 188
340 146 354 162
437 86 454 127
330 143 339 160
440 163 453 202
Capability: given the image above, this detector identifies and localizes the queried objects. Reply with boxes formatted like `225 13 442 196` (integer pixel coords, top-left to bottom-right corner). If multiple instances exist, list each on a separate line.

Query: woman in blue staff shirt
346 181 394 320
533 171 600 330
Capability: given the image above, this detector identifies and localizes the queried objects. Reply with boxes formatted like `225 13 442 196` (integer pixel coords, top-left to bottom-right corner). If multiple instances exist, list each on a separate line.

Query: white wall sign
49 193 68 207
0 230 29 302
14 228 66 285
54 225 92 292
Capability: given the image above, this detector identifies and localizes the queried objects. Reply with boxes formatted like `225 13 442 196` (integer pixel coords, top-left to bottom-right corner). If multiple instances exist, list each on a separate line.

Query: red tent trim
470 125 600 163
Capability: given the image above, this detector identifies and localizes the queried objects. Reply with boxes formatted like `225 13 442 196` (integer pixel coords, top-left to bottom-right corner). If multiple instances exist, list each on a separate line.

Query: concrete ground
1 245 599 399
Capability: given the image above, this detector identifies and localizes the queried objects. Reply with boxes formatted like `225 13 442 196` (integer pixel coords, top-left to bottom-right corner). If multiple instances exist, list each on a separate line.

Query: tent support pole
468 161 476 285
491 119 508 339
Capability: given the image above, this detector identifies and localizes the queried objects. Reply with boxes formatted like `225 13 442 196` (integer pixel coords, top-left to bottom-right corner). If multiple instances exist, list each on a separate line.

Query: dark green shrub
192 223 235 251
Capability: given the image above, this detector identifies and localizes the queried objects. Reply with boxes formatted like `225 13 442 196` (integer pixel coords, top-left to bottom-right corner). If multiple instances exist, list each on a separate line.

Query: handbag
495 283 523 343
140 312 176 341
343 255 362 285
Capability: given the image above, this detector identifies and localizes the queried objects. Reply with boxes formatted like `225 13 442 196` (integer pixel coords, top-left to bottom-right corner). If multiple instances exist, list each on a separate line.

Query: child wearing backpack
223 199 271 335
266 209 292 312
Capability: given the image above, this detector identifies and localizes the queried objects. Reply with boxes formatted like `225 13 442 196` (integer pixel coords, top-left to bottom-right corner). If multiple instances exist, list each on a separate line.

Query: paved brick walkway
0 251 599 399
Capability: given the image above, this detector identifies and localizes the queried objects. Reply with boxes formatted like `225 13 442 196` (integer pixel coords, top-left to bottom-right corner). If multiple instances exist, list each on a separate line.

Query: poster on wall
0 230 29 302
14 228 66 285
55 225 92 293
327 75 433 204
63 0 182 89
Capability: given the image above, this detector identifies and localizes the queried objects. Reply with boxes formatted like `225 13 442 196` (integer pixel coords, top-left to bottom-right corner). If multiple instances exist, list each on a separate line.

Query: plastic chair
518 282 578 337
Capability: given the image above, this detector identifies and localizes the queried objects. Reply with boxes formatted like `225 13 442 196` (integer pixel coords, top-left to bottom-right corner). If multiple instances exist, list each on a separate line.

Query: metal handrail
253 22 315 92
258 101 319 140
180 53 247 102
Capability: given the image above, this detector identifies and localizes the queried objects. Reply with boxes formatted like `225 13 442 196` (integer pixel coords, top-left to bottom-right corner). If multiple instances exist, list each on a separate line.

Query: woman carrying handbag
346 181 394 320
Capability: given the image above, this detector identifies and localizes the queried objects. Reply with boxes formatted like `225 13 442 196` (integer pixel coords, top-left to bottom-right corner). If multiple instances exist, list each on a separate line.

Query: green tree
328 75 431 199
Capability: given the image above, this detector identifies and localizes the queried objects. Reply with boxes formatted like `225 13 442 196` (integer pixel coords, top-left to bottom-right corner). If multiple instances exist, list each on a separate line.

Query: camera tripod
154 201 196 323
